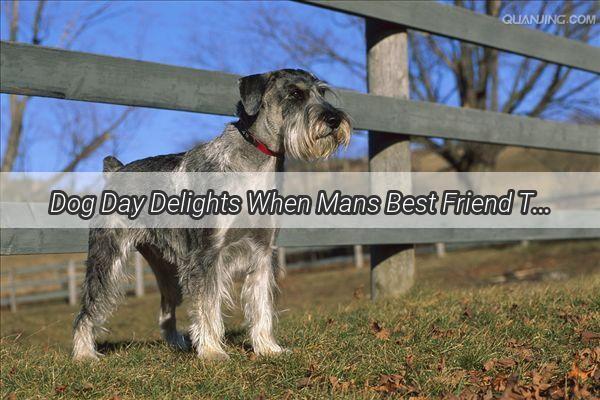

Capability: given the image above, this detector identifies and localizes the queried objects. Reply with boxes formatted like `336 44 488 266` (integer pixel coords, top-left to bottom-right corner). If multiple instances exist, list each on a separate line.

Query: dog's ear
238 73 269 116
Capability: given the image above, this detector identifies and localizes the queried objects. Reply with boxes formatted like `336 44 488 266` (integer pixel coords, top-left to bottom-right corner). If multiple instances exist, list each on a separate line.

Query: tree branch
31 0 47 45
60 107 133 173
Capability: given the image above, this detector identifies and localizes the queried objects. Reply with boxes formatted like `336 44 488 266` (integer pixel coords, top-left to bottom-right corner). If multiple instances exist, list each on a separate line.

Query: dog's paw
254 344 290 357
198 349 230 362
165 331 191 351
72 350 103 362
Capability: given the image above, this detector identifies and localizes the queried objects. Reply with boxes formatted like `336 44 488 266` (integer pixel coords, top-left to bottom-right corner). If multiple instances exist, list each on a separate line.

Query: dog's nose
325 113 341 129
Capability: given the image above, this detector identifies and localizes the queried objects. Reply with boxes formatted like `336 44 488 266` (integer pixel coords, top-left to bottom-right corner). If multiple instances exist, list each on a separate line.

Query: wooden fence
0 246 368 311
2 241 530 311
1 1 599 299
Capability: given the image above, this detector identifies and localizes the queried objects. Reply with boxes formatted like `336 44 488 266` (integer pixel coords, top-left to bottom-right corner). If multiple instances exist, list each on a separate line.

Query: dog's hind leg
137 244 189 350
242 247 286 356
73 229 131 361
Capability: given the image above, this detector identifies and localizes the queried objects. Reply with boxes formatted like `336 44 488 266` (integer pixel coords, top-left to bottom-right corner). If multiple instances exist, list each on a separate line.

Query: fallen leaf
370 321 390 340
353 285 365 299
463 305 473 319
437 355 446 372
329 376 339 388
483 359 495 371
492 374 509 392
296 377 312 389
496 358 517 368
370 373 406 394
499 374 519 399
568 361 594 381
514 347 533 362
580 331 600 344
430 324 455 339
55 385 67 394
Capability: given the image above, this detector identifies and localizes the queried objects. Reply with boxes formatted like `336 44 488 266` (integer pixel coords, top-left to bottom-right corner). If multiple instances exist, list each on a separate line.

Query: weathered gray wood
67 260 77 306
435 243 446 258
0 228 88 254
1 228 598 255
338 90 600 154
277 247 287 270
353 245 364 269
8 268 17 312
1 42 598 154
0 42 239 116
367 21 414 299
303 0 600 74
276 229 600 247
134 252 144 297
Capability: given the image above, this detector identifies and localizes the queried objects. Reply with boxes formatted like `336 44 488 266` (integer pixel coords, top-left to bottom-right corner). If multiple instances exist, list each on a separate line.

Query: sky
0 0 598 172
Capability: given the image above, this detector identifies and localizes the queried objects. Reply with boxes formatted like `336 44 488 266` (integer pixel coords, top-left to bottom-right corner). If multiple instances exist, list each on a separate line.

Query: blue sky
1 0 598 171
0 1 368 171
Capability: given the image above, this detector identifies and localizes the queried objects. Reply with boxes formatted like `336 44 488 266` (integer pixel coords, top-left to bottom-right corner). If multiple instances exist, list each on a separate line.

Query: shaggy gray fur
72 69 351 361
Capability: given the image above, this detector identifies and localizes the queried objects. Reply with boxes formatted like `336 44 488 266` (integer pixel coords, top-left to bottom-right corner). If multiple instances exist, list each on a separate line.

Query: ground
1 240 599 399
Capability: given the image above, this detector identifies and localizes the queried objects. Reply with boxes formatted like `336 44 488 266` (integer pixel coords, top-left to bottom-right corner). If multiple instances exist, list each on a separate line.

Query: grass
1 240 599 399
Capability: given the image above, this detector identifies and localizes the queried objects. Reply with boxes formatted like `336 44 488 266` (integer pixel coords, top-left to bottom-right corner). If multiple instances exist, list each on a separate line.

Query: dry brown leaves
483 357 517 372
370 321 391 341
296 364 356 393
328 375 355 393
457 347 600 399
353 285 365 300
367 373 418 395
430 324 457 339
581 331 600 344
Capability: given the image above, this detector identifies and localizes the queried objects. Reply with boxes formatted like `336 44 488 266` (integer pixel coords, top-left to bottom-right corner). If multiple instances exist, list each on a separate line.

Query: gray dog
72 69 351 361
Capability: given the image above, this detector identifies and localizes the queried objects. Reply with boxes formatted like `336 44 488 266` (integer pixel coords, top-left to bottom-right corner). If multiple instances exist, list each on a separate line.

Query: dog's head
237 69 351 160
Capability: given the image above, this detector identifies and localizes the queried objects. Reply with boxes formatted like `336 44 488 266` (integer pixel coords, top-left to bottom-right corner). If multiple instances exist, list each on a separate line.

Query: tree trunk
1 95 27 172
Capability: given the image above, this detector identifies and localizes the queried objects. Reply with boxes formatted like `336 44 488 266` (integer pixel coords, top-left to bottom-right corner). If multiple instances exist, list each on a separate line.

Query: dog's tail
103 156 124 173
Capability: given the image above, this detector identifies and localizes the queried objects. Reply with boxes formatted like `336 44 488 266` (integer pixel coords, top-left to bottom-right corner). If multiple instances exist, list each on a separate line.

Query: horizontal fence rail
276 228 600 247
0 256 157 310
303 0 600 74
1 228 599 255
0 247 365 309
1 42 598 154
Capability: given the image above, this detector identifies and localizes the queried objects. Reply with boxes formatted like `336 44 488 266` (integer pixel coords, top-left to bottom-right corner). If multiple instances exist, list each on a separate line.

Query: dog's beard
284 105 351 161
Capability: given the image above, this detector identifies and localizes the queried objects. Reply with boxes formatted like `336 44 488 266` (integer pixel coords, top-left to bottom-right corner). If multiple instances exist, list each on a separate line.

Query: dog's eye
290 89 304 100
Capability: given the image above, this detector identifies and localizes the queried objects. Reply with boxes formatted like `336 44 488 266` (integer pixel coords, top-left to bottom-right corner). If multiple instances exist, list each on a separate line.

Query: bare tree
246 0 599 171
1 0 134 172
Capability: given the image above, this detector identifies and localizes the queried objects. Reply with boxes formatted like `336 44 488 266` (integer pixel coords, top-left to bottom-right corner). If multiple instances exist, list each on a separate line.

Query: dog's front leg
188 251 229 361
242 249 286 356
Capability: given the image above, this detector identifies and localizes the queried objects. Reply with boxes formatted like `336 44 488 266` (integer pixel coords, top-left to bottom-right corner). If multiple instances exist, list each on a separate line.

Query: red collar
239 127 284 158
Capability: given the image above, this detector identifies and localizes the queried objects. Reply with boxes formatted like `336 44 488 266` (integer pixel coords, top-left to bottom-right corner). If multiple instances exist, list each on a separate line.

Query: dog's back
102 153 186 173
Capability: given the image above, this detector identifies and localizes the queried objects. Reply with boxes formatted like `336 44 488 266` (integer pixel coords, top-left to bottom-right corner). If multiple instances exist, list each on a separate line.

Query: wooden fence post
67 260 77 306
435 243 446 258
277 247 287 270
135 252 144 297
8 268 17 312
354 245 364 269
367 20 415 300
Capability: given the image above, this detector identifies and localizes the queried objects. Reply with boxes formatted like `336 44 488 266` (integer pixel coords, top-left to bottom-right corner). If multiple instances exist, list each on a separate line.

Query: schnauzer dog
72 69 351 361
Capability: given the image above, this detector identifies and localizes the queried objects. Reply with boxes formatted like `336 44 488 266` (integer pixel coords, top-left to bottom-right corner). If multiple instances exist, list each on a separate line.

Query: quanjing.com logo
502 14 597 25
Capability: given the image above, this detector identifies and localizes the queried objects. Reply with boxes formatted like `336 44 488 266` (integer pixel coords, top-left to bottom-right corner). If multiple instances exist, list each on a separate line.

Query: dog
72 69 352 361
